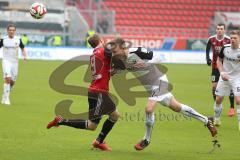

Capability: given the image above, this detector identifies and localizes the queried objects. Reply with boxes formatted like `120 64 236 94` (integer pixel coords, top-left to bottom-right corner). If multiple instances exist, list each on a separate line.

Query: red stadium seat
104 0 239 38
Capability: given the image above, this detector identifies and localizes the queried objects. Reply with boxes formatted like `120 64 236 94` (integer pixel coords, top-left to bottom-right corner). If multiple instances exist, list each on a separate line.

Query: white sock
214 102 222 119
180 104 208 124
3 83 10 99
143 113 155 142
237 105 240 121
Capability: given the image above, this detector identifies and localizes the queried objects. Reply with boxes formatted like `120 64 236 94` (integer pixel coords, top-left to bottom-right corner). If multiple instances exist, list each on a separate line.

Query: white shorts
148 92 173 106
148 75 173 106
2 60 18 81
215 78 240 96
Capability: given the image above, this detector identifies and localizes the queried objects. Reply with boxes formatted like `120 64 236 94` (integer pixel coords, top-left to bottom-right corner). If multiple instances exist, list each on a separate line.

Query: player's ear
111 54 127 70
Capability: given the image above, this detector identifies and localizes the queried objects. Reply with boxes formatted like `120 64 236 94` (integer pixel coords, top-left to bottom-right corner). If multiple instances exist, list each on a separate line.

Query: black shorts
211 68 220 83
88 92 116 124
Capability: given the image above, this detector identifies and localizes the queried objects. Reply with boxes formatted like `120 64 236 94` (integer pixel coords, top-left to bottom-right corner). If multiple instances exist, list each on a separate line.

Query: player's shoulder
224 35 230 40
1 35 8 40
94 46 103 52
93 47 105 57
208 35 216 41
222 44 231 50
223 44 231 47
14 36 21 40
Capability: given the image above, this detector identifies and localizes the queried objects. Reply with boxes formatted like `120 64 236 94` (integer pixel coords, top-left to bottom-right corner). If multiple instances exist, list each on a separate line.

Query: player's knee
5 78 11 84
145 107 153 114
109 110 119 122
215 96 223 104
10 80 15 86
212 87 216 94
87 122 98 131
235 97 240 105
212 86 216 90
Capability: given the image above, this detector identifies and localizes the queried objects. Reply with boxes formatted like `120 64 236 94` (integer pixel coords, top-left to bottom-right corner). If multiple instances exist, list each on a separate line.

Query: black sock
96 119 115 143
59 119 88 129
212 88 216 101
229 92 234 108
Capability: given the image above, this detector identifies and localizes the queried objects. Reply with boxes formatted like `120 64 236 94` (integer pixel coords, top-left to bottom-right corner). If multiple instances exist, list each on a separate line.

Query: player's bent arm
0 39 3 48
19 39 27 60
217 46 225 73
129 47 153 60
217 57 224 73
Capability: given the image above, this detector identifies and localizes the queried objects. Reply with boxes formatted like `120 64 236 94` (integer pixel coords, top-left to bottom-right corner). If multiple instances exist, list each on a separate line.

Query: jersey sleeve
129 47 153 60
104 47 112 58
0 39 3 48
19 39 25 49
206 38 211 59
219 46 225 59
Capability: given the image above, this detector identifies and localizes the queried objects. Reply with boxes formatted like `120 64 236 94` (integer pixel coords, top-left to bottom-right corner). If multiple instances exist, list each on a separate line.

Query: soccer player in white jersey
108 38 217 150
214 30 240 129
0 24 27 105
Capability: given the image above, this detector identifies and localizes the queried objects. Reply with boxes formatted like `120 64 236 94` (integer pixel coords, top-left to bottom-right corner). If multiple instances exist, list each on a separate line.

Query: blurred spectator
85 29 95 48
21 34 29 46
97 18 109 34
52 35 62 46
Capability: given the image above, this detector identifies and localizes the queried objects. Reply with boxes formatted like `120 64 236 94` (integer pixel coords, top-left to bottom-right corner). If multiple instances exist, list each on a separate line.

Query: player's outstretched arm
0 39 3 48
217 57 229 81
206 40 212 66
217 46 229 81
19 39 27 61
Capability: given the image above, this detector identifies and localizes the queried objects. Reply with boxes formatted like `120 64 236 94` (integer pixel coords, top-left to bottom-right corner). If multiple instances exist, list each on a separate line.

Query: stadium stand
104 0 240 38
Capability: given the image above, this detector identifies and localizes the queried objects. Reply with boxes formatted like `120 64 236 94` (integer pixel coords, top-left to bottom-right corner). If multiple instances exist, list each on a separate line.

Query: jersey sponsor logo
215 46 222 53
225 57 240 62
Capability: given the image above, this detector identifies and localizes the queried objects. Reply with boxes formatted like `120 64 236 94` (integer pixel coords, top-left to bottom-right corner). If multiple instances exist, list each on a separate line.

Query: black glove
133 47 153 60
207 59 212 66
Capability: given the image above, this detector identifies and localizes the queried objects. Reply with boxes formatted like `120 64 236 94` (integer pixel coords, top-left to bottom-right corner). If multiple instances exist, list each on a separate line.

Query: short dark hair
7 23 16 30
88 34 101 48
108 37 126 50
217 23 225 29
230 30 240 36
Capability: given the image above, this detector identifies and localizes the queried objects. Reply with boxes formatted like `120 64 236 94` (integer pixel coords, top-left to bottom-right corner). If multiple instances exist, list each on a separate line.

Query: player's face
216 26 225 36
111 44 129 56
230 34 240 48
7 27 16 38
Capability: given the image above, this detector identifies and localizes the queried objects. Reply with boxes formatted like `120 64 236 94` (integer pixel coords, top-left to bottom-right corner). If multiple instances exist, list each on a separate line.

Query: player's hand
220 72 229 81
133 60 146 68
110 68 118 76
207 59 212 66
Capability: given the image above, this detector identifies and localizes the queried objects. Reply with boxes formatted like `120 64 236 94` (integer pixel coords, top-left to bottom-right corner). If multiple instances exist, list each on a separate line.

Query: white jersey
126 49 170 94
219 44 240 80
0 36 24 63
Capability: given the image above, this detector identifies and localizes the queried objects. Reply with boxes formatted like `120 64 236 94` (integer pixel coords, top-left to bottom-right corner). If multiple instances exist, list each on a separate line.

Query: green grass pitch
0 60 239 160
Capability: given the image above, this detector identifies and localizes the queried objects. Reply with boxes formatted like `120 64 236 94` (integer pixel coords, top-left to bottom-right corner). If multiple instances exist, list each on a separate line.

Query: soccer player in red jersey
47 34 119 151
206 23 235 117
